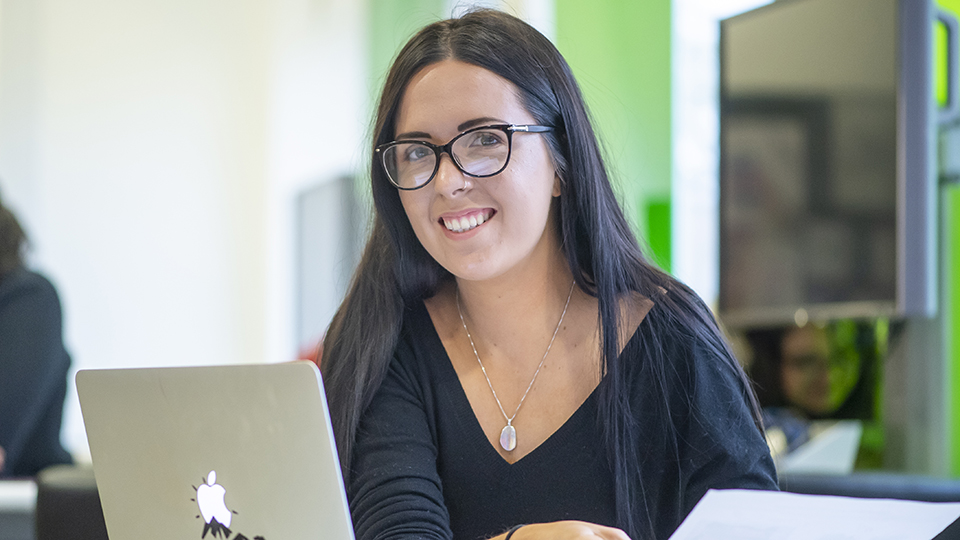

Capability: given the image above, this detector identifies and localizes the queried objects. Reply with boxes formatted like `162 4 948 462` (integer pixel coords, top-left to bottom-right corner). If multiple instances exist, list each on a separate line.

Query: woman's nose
433 153 470 196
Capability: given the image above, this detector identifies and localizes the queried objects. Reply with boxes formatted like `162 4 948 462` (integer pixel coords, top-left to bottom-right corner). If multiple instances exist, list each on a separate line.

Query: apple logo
196 470 232 528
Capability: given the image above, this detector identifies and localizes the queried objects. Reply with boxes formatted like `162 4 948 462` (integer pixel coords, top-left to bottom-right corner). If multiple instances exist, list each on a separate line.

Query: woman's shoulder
615 290 655 354
643 282 722 343
626 282 745 385
0 267 60 303
418 281 459 346
0 269 65 342
394 293 452 377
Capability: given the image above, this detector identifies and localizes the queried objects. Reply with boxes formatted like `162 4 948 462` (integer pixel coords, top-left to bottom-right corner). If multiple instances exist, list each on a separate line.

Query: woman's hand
496 521 631 540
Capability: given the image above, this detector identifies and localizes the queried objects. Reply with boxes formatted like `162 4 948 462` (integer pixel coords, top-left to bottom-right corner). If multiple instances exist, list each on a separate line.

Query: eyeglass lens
382 128 510 189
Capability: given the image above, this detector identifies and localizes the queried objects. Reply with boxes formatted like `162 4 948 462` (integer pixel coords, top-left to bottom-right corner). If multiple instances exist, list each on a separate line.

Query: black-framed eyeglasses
375 123 554 190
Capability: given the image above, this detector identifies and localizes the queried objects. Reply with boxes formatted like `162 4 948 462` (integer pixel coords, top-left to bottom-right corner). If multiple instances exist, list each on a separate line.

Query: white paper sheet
0 480 37 512
777 420 863 475
669 489 960 540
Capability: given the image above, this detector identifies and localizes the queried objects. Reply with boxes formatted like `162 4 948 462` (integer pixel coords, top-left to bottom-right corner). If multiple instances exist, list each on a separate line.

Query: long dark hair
321 9 763 539
0 192 27 279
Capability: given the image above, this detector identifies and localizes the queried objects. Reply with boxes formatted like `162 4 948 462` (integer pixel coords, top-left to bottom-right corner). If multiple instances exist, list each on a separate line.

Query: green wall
368 0 444 105
553 0 674 201
937 0 960 477
555 0 673 272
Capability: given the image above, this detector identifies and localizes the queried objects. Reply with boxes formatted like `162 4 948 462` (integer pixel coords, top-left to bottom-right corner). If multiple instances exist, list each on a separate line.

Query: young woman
320 10 777 540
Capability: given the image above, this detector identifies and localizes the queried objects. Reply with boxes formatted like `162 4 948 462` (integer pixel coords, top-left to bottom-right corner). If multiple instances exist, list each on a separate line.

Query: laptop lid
77 361 355 540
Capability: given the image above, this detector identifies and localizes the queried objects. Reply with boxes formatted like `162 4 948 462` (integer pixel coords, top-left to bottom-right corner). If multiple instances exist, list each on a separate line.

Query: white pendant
500 424 517 451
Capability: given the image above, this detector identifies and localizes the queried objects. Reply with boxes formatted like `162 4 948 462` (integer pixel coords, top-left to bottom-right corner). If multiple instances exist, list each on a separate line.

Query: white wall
671 0 771 307
0 0 367 459
263 0 368 361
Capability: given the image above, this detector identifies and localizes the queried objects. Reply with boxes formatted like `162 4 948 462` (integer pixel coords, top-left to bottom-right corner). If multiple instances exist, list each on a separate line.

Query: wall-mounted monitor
719 0 937 328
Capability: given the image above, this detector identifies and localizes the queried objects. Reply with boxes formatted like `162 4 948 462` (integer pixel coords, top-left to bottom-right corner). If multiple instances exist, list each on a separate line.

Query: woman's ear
552 173 562 197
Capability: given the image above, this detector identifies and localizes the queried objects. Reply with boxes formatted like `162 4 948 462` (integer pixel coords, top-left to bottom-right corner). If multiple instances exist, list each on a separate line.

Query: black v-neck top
347 301 777 540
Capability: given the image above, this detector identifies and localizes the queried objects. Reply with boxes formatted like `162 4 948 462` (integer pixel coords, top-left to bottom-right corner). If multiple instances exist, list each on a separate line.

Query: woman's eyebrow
395 130 431 140
394 117 506 141
456 117 504 131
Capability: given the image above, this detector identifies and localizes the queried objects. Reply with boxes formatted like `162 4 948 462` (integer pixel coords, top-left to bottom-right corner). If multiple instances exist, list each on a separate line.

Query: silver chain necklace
456 281 576 452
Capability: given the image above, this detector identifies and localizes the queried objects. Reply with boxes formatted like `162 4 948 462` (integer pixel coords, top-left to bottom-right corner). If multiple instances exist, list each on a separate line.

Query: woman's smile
440 209 496 234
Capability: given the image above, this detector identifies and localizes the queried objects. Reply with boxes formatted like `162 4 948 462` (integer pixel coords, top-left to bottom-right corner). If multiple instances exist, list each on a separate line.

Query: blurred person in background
0 190 73 477
778 324 861 418
746 321 877 454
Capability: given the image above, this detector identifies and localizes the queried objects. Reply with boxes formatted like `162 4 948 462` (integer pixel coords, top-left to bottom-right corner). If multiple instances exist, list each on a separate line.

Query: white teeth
443 213 489 233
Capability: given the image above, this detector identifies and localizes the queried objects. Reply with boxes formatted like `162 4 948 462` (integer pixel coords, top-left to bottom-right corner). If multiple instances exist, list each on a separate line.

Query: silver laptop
77 361 355 540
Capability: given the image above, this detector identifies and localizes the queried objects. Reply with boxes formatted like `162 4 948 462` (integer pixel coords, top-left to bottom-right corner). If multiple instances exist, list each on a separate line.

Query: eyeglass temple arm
509 125 553 133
